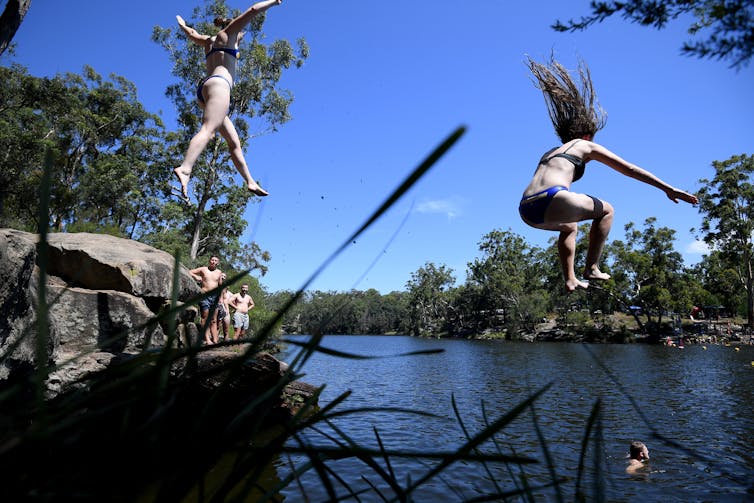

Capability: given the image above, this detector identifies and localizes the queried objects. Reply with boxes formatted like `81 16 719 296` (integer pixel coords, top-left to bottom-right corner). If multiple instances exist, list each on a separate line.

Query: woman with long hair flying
519 56 698 292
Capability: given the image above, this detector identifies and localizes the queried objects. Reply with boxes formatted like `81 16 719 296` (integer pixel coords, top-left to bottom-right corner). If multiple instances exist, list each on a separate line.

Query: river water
275 336 754 502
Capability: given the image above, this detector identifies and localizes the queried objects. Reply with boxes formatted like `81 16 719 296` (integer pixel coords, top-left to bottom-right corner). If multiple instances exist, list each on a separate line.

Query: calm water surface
276 336 754 502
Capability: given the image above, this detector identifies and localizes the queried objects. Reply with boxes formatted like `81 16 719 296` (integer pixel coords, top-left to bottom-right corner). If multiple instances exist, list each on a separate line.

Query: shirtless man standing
189 256 223 344
230 283 255 339
217 274 233 341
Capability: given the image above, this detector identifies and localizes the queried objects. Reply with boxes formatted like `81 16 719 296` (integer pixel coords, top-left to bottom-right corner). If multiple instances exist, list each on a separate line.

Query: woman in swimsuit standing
519 56 698 292
173 0 282 202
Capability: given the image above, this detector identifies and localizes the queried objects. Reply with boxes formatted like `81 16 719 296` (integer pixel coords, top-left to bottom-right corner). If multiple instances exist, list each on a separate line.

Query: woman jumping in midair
173 0 283 202
519 56 698 292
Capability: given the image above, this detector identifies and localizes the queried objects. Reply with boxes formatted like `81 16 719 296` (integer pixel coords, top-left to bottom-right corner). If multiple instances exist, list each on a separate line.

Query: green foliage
406 262 456 336
552 0 754 69
696 153 754 327
689 251 745 315
465 229 549 335
0 60 271 275
610 218 693 330
0 64 166 236
290 289 410 335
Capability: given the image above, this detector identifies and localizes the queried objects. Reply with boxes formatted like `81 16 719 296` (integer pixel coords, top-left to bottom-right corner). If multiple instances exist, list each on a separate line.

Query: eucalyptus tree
297 290 358 335
465 229 548 336
696 154 754 328
610 218 692 333
406 262 456 337
0 64 166 237
689 250 746 316
152 0 308 262
265 289 304 334
0 64 46 229
552 0 754 69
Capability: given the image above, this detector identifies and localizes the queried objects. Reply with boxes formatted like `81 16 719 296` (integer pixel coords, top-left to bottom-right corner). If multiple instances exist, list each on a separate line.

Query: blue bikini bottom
196 74 233 104
518 186 568 225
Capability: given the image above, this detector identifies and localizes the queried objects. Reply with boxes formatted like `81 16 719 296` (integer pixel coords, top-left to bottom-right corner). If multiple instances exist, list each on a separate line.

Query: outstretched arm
176 15 211 47
224 0 282 33
585 141 698 205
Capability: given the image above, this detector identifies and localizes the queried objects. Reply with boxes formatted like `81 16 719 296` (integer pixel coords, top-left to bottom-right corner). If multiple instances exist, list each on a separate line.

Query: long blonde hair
527 56 607 143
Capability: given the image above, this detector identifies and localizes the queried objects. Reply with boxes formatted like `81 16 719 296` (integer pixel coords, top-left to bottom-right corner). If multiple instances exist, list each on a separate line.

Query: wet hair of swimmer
629 441 649 460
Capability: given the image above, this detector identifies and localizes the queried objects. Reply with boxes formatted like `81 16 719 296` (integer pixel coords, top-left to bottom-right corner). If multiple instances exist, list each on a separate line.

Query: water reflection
277 336 754 502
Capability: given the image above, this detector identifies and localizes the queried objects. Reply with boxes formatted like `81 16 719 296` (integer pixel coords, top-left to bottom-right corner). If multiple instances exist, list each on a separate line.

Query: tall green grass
2 129 619 502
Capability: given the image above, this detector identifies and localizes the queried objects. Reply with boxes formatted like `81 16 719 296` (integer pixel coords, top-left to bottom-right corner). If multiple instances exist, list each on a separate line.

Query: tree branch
0 0 32 56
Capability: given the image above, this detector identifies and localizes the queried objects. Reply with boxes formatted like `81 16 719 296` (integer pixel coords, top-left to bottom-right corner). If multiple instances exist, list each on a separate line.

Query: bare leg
583 201 614 281
200 309 213 345
218 116 269 197
209 310 219 344
219 316 229 341
558 224 589 292
174 80 232 199
234 323 245 340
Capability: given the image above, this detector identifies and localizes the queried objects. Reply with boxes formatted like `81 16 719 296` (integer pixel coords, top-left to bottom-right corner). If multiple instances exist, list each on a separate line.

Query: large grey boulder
0 229 40 376
0 230 316 425
48 281 165 356
0 229 201 393
45 232 199 306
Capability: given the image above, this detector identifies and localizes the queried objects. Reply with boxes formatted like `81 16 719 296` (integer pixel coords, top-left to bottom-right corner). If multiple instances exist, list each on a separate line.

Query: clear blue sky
8 0 754 294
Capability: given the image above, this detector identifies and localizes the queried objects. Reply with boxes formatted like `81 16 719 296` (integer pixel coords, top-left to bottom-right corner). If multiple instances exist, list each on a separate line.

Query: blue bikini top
540 140 586 182
205 46 240 59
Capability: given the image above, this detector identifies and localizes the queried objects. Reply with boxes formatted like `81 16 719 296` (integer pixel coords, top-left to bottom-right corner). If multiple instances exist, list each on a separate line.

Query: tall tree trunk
0 0 32 56
189 209 203 261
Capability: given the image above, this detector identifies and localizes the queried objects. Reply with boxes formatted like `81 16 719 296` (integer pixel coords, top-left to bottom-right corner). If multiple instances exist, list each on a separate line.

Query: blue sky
8 0 754 294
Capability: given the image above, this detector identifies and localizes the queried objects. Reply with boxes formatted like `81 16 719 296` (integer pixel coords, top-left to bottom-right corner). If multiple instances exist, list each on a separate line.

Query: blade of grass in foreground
451 395 504 497
33 149 54 410
575 398 601 502
250 126 467 368
400 383 552 499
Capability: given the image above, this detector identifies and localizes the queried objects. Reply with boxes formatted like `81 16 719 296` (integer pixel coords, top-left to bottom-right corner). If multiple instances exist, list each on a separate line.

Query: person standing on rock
189 256 223 344
217 273 233 341
230 283 255 339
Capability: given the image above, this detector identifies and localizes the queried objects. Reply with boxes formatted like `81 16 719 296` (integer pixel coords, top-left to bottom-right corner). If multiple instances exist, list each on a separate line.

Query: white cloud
415 198 464 219
686 240 710 255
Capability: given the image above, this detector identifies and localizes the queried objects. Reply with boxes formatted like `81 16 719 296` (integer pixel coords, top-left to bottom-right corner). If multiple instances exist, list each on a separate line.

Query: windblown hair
213 16 233 28
527 56 607 143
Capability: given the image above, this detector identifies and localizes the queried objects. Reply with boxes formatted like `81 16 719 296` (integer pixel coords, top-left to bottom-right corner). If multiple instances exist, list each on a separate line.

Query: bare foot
173 167 191 200
584 268 611 281
247 181 269 197
565 278 589 292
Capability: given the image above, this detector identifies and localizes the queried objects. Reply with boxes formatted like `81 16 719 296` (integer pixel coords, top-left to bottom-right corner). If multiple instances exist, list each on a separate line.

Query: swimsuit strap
544 139 583 163
543 139 586 182
561 139 582 154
